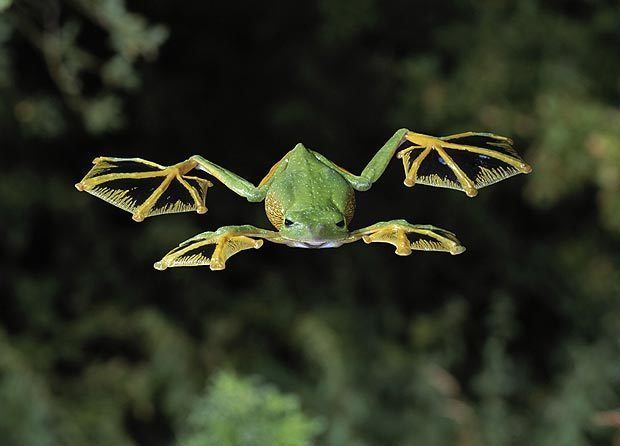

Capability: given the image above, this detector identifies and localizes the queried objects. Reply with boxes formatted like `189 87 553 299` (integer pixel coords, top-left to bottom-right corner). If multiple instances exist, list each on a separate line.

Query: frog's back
271 143 351 195
264 143 355 229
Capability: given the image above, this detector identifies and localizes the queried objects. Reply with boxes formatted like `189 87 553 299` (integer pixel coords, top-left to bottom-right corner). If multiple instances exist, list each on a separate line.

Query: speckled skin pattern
76 128 531 269
263 144 356 247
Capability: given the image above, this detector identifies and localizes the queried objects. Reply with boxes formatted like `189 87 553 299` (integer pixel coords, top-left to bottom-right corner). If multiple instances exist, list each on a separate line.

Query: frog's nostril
335 219 345 228
284 218 294 227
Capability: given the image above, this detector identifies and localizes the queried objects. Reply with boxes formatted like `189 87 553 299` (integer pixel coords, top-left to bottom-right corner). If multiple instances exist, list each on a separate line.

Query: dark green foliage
179 372 323 446
2 1 620 445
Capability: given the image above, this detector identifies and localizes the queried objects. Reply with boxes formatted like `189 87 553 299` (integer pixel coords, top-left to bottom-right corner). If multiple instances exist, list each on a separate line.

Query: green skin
190 129 409 247
262 145 352 247
80 126 532 269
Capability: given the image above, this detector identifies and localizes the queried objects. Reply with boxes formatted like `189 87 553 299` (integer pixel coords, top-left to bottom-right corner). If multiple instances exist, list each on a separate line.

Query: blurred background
1 0 620 445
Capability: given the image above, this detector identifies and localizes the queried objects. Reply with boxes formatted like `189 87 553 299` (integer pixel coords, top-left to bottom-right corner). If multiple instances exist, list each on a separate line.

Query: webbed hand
75 157 211 222
397 132 532 197
312 129 531 196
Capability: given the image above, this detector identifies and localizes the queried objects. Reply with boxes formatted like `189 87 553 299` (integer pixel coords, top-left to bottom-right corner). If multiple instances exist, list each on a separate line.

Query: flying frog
75 129 532 270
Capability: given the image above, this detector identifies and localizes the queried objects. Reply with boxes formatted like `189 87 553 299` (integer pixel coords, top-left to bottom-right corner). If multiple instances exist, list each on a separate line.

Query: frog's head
278 207 348 248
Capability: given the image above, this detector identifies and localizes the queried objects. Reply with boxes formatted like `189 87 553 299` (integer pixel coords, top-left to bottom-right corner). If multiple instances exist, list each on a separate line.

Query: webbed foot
350 219 465 256
154 225 280 271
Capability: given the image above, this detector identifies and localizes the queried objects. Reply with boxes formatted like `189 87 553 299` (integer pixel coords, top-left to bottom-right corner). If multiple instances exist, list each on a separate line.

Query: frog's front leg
154 225 285 271
75 155 277 222
345 219 465 256
313 129 531 197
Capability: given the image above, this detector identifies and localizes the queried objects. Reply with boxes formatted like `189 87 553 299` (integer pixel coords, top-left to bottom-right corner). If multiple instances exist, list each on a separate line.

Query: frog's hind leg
75 157 211 222
154 225 284 271
345 219 465 256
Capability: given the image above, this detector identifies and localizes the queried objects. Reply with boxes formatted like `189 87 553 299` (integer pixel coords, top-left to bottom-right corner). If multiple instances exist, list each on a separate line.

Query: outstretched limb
154 225 286 271
75 157 211 222
397 131 532 197
313 129 531 196
344 219 465 256
75 154 282 222
312 128 409 191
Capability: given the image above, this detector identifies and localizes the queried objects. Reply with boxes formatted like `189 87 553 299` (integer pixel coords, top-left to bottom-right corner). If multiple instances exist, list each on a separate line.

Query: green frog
75 129 531 270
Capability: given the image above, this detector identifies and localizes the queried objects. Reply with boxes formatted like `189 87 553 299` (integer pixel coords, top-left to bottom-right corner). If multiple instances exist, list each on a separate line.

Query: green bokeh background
1 1 620 445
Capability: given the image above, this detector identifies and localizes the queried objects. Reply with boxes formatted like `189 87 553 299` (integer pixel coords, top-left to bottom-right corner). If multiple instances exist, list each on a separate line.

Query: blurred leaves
14 96 66 137
527 95 620 234
101 55 140 90
2 1 620 445
391 1 620 236
0 0 11 12
81 94 123 133
6 0 168 135
179 372 324 446
0 329 63 446
74 0 168 60
317 0 377 46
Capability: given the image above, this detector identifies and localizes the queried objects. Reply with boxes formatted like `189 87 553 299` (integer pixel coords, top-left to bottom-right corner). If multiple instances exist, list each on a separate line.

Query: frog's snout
308 223 328 238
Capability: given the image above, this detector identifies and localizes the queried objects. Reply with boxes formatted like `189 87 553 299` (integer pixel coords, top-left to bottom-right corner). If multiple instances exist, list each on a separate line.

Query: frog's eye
284 218 294 227
336 219 345 228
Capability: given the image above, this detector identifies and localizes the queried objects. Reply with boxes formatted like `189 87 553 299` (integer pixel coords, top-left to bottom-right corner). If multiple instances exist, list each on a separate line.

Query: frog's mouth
282 238 344 249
